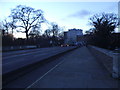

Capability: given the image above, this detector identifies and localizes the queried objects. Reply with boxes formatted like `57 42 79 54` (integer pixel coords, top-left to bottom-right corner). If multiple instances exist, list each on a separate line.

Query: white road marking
25 60 64 89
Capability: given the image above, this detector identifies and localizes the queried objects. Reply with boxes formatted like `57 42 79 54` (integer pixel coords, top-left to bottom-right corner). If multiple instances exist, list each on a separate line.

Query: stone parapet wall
88 45 120 79
88 45 113 74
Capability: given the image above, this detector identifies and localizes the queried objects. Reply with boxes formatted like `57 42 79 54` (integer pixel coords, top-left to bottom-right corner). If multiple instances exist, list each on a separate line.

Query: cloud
68 10 92 18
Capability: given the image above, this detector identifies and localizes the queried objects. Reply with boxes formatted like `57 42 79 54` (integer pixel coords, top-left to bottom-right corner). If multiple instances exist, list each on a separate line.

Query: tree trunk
26 31 29 40
12 29 13 34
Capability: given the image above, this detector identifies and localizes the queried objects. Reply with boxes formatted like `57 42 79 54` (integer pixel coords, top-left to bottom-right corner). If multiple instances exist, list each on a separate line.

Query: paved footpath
27 46 119 88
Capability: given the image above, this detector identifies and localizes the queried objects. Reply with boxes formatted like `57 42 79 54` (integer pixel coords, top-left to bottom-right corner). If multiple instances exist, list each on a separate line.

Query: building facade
64 28 83 45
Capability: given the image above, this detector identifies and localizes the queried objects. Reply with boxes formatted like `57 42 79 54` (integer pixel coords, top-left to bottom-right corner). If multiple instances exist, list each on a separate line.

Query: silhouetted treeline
85 33 120 50
85 13 119 50
1 5 64 48
2 34 64 47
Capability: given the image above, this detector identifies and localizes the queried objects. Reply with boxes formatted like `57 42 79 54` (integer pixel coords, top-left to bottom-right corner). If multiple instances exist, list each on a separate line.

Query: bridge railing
88 45 120 79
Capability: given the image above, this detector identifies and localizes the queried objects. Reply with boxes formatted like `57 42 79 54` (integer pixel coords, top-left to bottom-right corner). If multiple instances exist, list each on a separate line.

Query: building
64 28 83 45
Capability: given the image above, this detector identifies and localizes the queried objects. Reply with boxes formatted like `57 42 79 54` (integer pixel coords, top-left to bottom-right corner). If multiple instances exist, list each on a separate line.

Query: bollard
112 51 120 79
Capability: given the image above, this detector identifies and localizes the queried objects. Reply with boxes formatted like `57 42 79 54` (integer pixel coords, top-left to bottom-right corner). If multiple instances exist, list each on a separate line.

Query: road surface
3 46 119 88
3 46 76 74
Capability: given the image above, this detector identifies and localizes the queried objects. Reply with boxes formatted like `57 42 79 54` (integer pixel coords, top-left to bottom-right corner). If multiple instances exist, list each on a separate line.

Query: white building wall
64 28 83 45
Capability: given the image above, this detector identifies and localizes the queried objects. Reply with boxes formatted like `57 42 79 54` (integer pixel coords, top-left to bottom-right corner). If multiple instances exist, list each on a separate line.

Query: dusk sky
0 1 118 38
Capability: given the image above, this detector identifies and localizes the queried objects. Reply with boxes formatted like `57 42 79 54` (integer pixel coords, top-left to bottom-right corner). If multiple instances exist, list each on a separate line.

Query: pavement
26 46 119 88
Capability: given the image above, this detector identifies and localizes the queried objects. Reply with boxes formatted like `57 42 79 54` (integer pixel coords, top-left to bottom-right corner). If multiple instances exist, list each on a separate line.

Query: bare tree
2 19 10 35
10 5 45 39
43 22 63 46
0 17 16 36
8 17 16 34
51 23 59 37
44 22 62 38
44 29 51 38
0 21 4 36
29 29 41 38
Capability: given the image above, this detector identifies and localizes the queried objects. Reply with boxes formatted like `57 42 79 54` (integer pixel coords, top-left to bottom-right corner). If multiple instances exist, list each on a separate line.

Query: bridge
2 46 119 88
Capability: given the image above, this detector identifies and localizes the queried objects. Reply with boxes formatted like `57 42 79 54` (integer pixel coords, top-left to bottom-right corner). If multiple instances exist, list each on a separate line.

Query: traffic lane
3 47 61 60
2 48 40 56
2 47 61 57
3 50 73 88
3 47 74 68
3 47 74 64
3 47 75 74
3 47 67 65
3 47 76 74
